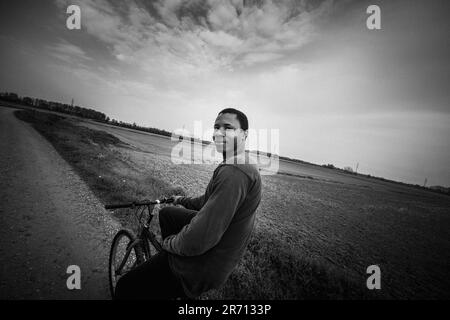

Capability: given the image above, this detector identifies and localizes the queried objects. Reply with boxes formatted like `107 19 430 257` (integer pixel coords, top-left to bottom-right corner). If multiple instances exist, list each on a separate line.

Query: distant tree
23 97 33 105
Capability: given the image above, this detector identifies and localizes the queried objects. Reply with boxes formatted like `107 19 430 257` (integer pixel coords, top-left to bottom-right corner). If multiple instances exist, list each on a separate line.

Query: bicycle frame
128 203 163 259
114 205 163 277
138 204 163 259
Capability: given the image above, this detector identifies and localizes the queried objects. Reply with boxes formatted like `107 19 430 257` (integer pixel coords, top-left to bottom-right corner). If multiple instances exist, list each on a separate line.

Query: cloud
241 52 282 65
153 0 185 27
199 29 243 49
50 0 341 117
46 40 92 64
54 0 334 73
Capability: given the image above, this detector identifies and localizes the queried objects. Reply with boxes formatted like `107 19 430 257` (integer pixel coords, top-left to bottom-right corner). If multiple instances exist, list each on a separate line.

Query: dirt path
0 106 121 299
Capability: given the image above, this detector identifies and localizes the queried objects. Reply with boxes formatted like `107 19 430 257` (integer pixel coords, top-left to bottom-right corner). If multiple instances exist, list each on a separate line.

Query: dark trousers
114 206 197 300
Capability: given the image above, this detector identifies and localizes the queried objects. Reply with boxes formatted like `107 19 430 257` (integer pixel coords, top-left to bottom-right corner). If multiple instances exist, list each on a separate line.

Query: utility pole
423 178 427 187
71 98 74 108
355 162 359 173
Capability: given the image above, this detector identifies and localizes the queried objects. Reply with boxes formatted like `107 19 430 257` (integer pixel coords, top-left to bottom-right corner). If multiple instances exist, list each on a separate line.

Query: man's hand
169 195 183 205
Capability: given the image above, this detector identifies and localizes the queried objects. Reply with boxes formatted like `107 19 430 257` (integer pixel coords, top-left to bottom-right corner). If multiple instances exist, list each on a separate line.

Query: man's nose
214 128 225 136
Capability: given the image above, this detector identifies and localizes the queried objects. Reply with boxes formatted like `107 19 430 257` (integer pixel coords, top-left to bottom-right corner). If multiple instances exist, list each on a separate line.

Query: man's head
213 108 248 157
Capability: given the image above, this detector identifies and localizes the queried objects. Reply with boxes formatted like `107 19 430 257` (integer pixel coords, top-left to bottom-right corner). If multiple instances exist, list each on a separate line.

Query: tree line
0 92 208 143
0 92 107 122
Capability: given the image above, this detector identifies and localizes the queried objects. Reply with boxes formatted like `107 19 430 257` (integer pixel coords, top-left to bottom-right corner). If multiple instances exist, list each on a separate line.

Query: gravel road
0 106 121 299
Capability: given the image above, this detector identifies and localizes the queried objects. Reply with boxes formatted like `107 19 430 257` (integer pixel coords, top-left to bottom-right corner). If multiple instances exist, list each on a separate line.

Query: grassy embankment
15 109 378 299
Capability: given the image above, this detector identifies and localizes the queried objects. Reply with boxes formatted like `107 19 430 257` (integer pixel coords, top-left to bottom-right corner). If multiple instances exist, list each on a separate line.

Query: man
114 108 261 299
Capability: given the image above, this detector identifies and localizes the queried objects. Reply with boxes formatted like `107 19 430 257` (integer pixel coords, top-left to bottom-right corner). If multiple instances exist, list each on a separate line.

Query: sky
0 0 449 187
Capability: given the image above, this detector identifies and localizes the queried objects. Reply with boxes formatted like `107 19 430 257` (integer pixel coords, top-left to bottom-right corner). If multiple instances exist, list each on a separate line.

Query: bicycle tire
109 229 145 299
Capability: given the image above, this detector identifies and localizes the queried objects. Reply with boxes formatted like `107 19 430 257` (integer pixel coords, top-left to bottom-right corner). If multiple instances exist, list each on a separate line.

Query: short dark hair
218 108 248 131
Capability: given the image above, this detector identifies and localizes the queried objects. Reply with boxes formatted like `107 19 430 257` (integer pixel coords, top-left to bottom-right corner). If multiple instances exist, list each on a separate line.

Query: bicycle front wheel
109 229 144 299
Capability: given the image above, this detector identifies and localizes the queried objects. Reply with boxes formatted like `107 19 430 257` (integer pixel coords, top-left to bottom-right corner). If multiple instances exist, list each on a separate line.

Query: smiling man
114 108 262 300
213 108 249 163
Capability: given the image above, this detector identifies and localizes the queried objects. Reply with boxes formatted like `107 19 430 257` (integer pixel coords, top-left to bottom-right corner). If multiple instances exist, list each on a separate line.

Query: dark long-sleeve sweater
162 159 261 298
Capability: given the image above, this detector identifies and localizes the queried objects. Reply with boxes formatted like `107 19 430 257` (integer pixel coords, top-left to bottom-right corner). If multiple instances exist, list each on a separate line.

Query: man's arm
178 194 205 211
163 167 249 256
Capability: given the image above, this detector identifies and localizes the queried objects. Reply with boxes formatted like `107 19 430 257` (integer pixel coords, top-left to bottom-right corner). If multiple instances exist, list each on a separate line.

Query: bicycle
104 197 174 299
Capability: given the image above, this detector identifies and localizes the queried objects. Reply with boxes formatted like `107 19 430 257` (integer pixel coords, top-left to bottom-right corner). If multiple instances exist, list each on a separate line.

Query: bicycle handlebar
104 197 174 210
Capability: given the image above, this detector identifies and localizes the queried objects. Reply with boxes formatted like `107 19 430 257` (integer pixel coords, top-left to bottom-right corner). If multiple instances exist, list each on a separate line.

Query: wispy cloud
55 0 334 71
47 40 92 64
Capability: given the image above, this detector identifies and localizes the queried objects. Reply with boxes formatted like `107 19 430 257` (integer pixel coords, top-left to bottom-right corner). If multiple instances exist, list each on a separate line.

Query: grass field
15 109 450 299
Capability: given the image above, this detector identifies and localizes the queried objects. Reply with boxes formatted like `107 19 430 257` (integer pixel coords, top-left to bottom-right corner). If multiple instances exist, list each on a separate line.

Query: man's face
213 113 247 156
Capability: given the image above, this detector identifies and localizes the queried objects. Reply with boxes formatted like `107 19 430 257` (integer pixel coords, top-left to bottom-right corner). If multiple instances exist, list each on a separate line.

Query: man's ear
244 130 248 140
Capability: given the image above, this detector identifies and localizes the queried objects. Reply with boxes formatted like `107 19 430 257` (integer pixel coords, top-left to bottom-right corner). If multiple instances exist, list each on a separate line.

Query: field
15 109 450 299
